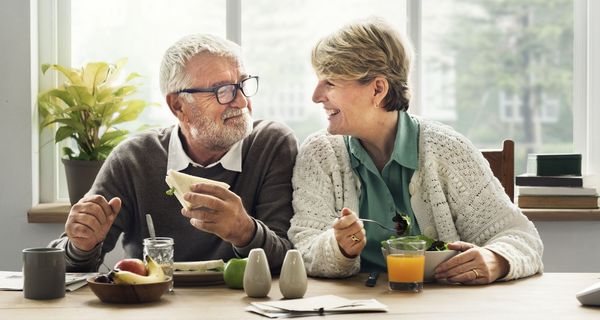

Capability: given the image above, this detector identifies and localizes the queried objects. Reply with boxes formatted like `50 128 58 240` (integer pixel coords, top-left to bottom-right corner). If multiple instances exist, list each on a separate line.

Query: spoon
359 218 397 233
145 214 156 240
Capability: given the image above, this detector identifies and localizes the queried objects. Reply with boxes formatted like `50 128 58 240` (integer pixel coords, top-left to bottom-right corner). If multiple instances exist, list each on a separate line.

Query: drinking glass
143 237 174 292
385 238 426 292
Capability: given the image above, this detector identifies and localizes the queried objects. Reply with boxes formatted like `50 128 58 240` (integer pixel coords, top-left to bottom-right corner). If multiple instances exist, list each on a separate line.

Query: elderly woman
289 17 543 284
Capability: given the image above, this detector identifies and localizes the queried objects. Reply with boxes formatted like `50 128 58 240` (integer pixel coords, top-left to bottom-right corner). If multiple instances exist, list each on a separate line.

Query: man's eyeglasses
177 76 259 105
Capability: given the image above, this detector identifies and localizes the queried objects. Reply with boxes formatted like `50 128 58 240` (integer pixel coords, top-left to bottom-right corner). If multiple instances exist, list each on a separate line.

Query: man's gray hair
159 34 242 96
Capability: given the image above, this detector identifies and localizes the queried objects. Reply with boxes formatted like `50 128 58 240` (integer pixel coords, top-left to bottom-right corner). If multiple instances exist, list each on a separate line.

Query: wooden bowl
87 277 170 304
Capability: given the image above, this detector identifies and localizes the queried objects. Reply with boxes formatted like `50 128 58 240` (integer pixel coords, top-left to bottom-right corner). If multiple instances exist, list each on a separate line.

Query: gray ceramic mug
22 247 65 299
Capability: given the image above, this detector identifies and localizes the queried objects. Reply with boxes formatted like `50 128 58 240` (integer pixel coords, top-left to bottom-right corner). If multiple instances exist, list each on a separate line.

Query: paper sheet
0 271 97 292
247 295 388 318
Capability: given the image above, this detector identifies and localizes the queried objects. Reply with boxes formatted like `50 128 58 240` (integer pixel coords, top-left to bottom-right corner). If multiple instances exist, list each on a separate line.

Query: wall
0 0 598 273
0 0 62 271
0 0 122 271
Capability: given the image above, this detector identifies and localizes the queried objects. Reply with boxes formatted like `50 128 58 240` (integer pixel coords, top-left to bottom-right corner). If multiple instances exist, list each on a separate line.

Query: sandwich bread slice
165 169 230 210
173 259 225 272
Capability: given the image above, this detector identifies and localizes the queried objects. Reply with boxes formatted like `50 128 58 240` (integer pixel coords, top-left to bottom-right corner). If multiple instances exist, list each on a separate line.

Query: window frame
36 0 598 203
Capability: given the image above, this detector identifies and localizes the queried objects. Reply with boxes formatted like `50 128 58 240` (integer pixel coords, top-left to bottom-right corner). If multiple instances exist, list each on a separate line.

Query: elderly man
50 34 298 272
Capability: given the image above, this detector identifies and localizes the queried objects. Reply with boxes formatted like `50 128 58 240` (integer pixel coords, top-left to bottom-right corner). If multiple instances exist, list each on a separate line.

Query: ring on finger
471 269 479 279
349 233 360 242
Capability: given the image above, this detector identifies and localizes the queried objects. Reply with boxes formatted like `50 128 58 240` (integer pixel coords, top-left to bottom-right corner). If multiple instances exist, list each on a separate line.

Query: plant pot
62 159 105 205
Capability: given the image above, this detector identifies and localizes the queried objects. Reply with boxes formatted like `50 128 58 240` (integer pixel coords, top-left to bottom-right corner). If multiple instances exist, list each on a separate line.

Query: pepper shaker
279 249 307 299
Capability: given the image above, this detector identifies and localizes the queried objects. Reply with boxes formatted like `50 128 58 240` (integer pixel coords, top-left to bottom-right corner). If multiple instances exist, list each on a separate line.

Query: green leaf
52 118 86 132
62 147 75 159
113 85 137 97
125 72 141 82
41 64 51 74
44 89 76 108
165 187 176 196
55 126 76 143
109 100 148 125
43 64 83 85
65 86 94 107
99 129 129 145
82 62 110 89
105 58 127 84
380 235 443 251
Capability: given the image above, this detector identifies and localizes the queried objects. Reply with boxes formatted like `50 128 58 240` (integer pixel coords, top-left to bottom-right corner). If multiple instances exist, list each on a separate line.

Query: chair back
481 140 515 202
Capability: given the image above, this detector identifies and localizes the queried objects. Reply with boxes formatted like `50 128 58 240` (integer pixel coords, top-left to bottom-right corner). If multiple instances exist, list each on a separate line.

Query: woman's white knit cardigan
289 117 544 279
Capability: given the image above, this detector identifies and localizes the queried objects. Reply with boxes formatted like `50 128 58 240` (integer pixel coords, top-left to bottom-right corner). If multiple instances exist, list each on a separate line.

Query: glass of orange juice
385 238 426 292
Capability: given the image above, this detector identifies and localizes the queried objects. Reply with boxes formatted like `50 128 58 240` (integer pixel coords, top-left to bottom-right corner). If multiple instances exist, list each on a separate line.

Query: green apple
224 258 247 289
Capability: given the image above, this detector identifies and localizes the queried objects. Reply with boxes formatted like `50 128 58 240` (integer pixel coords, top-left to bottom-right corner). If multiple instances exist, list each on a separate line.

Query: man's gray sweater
50 120 298 272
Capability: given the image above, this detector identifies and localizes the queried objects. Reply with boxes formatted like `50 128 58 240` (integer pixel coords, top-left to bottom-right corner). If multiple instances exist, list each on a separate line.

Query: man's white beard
189 107 253 151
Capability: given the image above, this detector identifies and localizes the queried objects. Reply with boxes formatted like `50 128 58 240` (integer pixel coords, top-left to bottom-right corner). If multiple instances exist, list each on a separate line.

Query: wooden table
1 273 598 319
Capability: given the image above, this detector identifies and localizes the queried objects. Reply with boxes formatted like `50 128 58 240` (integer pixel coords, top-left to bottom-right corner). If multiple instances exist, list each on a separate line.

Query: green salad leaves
165 187 176 196
381 235 449 251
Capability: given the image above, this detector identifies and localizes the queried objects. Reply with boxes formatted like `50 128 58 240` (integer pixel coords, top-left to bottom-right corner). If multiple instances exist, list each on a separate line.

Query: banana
110 256 166 285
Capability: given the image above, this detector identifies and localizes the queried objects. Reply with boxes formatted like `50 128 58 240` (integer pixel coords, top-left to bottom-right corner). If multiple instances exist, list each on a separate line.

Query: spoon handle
145 214 156 239
365 271 379 287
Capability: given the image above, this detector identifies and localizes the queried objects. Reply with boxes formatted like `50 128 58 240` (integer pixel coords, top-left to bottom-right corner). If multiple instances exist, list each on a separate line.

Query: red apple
114 258 147 276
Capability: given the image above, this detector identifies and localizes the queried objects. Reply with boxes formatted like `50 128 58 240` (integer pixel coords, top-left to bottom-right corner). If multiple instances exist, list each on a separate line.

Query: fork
359 218 397 233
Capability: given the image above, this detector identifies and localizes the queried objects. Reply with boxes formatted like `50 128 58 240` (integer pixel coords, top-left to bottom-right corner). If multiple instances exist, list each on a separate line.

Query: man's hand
434 241 510 284
181 183 255 247
65 195 122 252
333 208 366 258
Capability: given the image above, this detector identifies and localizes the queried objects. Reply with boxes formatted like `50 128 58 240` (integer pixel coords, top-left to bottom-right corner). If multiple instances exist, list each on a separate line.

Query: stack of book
516 153 598 209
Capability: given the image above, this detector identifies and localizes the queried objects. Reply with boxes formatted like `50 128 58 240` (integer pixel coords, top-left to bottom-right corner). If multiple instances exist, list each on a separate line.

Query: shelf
521 208 600 221
28 202 70 223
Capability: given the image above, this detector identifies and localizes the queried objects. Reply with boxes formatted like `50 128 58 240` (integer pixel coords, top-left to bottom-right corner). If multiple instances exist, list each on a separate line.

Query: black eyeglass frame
176 75 259 105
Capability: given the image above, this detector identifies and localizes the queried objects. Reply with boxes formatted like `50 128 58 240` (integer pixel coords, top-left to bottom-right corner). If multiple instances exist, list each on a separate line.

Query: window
242 0 407 142
40 0 225 202
421 0 574 173
39 0 587 203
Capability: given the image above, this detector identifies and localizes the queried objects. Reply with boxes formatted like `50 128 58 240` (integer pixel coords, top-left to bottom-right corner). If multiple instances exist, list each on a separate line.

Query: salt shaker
279 249 307 299
243 248 272 298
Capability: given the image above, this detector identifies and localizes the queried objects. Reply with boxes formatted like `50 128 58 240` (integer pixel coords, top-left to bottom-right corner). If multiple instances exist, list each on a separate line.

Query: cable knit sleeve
411 119 544 280
288 132 361 278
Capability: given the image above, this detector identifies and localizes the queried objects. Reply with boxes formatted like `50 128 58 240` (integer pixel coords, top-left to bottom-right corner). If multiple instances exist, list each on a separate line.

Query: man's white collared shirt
166 124 243 174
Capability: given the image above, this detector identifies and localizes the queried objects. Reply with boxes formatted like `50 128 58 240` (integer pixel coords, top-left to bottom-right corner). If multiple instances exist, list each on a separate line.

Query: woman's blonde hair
311 17 414 111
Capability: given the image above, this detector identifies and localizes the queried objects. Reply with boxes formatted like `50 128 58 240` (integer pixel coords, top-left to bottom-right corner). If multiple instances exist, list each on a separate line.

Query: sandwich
165 169 230 210
173 259 225 272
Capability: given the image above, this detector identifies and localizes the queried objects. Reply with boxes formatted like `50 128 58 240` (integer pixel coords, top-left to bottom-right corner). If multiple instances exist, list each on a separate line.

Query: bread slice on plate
173 259 225 272
165 169 230 210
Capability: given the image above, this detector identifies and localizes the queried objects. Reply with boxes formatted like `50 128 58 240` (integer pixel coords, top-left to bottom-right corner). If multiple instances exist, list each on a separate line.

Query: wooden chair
481 140 515 203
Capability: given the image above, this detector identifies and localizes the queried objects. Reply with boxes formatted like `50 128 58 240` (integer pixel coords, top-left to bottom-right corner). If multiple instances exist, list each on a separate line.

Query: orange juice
387 254 425 291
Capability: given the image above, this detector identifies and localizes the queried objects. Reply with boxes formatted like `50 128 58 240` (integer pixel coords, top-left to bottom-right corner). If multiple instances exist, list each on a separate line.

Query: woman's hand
333 208 366 258
433 241 509 284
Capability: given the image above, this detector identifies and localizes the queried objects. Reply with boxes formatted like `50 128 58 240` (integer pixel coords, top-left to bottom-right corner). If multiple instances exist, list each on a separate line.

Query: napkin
246 295 388 318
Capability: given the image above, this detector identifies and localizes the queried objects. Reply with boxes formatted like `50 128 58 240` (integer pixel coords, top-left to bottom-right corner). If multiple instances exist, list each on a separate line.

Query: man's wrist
232 216 256 247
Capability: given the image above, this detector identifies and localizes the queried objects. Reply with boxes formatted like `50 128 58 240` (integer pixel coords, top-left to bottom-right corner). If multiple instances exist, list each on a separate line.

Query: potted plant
38 59 153 204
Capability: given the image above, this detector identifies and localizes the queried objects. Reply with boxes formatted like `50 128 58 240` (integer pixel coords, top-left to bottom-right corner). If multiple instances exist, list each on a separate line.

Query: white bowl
381 248 458 283
423 250 458 282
